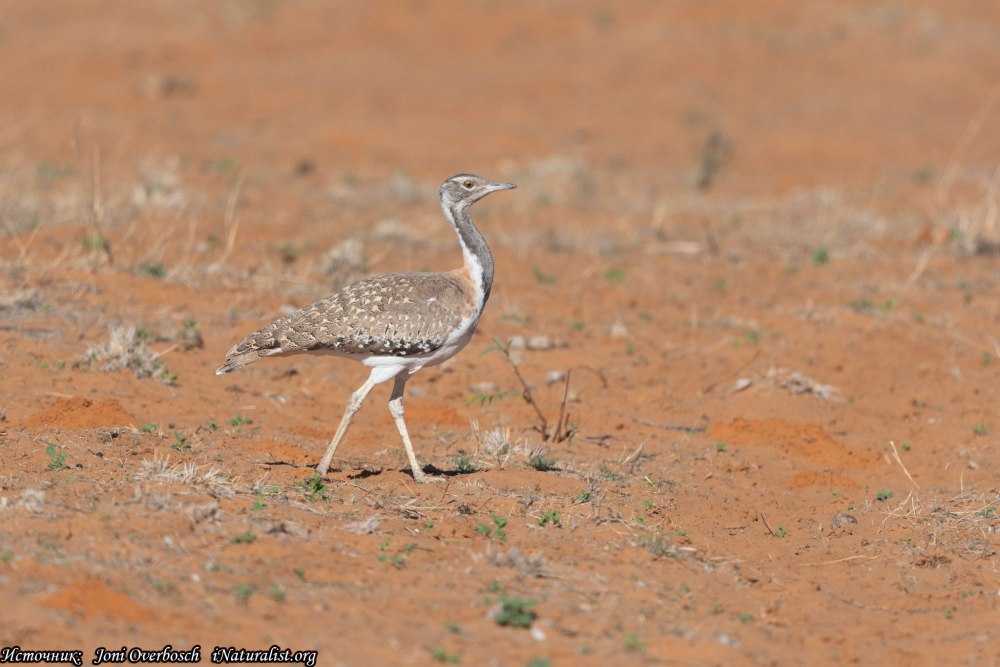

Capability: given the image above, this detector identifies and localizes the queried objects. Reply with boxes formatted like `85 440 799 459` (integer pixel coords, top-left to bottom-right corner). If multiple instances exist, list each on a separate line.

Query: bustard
216 174 516 483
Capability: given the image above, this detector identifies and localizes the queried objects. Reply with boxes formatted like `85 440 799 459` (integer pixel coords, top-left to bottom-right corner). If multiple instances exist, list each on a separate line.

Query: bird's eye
463 180 473 189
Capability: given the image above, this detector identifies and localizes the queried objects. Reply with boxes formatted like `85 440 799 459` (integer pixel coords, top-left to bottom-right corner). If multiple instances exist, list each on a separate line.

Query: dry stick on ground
553 370 572 442
493 337 550 440
889 440 919 490
494 339 576 443
758 511 777 537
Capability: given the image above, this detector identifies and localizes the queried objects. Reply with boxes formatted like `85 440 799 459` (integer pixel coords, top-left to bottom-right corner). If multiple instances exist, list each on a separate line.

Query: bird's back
217 272 474 374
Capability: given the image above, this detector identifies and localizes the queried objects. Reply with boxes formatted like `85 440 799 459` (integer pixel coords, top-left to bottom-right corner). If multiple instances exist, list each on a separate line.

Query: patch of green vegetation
639 535 676 559
293 567 305 581
775 526 787 538
714 277 726 293
231 531 256 544
139 263 167 279
228 414 250 430
45 444 67 471
250 498 266 512
153 580 175 595
623 634 645 652
984 352 993 367
576 490 594 503
527 453 555 472
738 613 755 624
430 647 460 664
715 441 727 453
734 330 763 347
235 583 255 604
811 247 830 265
531 266 556 285
525 659 550 667
82 234 111 253
875 490 894 502
140 422 157 434
423 521 435 530
494 596 536 627
571 320 586 332
849 297 874 313
974 507 996 519
476 515 508 543
171 431 190 452
277 240 298 264
604 268 625 282
973 423 988 437
1 550 13 564
268 585 286 602
598 467 624 482
451 455 475 473
295 474 327 501
537 511 560 527
900 441 911 452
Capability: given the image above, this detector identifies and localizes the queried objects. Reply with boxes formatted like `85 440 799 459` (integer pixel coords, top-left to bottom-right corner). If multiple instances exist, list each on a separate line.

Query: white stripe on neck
442 202 486 313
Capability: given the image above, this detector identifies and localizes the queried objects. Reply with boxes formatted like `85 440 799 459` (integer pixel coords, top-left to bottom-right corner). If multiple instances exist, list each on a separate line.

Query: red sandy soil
1 1 999 665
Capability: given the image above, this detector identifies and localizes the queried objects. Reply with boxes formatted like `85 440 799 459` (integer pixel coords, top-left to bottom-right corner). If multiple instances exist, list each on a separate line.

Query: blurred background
2 0 999 208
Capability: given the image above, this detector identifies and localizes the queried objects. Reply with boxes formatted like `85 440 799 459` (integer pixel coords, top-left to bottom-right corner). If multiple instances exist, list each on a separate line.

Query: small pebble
546 370 566 385
508 335 527 351
527 334 552 350
609 318 630 339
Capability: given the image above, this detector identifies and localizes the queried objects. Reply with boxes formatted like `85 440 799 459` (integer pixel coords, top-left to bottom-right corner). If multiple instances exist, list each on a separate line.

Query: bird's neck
444 201 494 309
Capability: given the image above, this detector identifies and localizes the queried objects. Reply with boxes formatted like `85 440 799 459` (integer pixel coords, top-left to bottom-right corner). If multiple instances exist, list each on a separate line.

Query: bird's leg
388 373 443 483
316 376 377 475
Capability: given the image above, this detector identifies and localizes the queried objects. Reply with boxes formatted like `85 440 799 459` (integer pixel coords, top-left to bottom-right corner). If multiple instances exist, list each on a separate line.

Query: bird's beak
491 182 517 191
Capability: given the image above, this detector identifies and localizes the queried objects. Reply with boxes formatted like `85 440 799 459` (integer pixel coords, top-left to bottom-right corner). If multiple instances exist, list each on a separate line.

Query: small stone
508 335 527 351
546 370 566 385
530 625 546 642
527 335 552 351
732 378 753 392
609 318 630 339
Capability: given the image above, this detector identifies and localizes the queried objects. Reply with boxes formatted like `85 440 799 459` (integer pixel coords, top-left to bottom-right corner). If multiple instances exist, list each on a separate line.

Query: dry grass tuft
135 456 235 498
80 324 176 385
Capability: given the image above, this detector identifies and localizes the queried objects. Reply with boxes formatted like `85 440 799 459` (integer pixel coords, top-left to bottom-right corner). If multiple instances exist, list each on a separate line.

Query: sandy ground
1 1 999 665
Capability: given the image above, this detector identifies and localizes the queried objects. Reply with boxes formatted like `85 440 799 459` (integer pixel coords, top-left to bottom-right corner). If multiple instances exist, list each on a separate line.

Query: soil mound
22 397 137 429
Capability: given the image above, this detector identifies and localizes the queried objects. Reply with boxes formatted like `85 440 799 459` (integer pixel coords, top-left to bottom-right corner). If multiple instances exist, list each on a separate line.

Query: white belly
361 314 479 374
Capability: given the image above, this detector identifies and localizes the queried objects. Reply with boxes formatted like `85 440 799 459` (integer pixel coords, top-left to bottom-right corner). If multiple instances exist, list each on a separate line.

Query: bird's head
440 174 516 209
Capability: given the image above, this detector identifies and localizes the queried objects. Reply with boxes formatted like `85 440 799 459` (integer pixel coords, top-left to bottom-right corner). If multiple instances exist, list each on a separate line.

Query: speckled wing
216 273 470 374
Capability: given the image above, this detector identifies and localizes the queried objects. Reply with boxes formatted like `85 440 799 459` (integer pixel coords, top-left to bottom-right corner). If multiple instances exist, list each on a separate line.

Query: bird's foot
412 470 446 484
